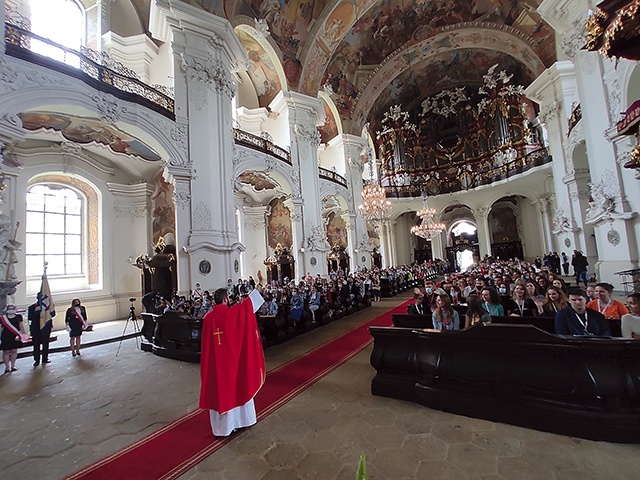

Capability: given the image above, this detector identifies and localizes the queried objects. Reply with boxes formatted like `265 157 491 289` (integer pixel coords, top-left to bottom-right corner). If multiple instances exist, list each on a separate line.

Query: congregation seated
464 294 491 329
555 288 612 337
504 281 538 317
432 293 460 330
539 286 567 318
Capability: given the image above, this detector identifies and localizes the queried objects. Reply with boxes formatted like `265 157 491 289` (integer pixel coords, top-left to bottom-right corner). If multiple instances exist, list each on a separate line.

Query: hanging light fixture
358 147 391 222
411 193 445 239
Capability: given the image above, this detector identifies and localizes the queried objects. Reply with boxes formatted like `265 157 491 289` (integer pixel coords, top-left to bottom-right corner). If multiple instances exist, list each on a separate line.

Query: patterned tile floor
1 294 639 480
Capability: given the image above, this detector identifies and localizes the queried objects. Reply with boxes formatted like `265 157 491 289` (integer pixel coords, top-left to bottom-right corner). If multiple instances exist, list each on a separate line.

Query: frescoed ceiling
223 0 554 133
130 1 557 133
367 48 536 134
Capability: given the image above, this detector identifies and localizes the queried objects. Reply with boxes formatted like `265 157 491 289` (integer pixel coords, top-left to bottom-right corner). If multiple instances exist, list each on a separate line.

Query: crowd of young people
407 256 639 338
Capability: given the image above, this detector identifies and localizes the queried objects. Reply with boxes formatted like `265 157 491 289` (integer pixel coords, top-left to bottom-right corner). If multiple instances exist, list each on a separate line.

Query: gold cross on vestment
213 328 223 345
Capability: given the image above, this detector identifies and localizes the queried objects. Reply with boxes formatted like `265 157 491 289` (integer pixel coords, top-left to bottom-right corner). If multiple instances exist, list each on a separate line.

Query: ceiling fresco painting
236 29 283 108
237 171 280 191
18 111 162 161
351 27 547 130
318 99 340 144
181 0 224 17
178 0 556 137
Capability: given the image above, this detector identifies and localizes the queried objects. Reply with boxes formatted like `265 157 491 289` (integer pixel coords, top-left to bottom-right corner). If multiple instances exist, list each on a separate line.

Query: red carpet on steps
63 299 410 480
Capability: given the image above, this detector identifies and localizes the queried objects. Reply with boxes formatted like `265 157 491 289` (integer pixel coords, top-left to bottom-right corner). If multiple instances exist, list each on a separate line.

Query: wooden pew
369 323 640 443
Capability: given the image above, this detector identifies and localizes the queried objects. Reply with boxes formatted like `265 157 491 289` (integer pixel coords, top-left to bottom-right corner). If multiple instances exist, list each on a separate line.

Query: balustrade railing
4 22 175 118
318 167 348 188
382 146 552 198
233 129 291 165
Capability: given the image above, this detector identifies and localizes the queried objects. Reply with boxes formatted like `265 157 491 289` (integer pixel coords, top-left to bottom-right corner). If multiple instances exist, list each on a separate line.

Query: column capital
271 91 324 129
151 0 246 69
472 206 490 219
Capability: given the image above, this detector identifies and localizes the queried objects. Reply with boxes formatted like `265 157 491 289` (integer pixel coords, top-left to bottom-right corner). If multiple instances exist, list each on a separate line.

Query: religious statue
306 225 330 252
552 207 571 234
0 214 20 282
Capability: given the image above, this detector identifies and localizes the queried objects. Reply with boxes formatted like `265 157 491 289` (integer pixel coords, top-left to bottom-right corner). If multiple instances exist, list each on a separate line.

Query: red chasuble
199 297 266 414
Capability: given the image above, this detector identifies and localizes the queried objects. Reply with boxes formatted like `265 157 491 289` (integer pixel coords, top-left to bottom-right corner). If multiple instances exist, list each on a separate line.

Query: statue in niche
0 214 20 282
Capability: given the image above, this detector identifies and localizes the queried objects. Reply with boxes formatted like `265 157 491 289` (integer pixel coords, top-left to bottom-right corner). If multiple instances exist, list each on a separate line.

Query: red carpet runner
64 299 410 480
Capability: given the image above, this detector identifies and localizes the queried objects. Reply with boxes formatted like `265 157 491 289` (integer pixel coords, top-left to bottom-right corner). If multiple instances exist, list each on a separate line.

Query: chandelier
358 147 391 222
411 194 445 239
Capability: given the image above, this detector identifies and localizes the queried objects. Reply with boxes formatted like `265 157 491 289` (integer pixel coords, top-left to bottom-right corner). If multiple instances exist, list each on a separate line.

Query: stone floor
1 294 639 480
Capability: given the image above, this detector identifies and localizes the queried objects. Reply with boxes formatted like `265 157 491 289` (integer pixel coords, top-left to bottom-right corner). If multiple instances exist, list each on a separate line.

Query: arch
233 147 298 199
317 92 343 142
349 26 546 132
234 24 287 109
0 84 187 171
26 172 101 291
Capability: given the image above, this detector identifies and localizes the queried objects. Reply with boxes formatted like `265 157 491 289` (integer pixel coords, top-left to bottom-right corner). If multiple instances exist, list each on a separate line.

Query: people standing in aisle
571 250 589 288
65 298 88 357
561 252 570 275
1 303 26 373
29 298 55 366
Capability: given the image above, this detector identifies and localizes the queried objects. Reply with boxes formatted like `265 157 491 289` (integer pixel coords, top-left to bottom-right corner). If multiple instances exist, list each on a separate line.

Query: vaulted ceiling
127 1 557 135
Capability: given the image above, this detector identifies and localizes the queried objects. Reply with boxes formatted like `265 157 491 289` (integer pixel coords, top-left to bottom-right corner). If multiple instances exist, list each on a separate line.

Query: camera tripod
116 299 141 356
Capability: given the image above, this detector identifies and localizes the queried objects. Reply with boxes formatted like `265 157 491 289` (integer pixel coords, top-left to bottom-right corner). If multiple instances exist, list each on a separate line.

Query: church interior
1 0 640 478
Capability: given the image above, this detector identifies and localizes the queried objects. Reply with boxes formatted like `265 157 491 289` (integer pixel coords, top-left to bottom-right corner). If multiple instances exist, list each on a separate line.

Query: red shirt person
199 288 266 437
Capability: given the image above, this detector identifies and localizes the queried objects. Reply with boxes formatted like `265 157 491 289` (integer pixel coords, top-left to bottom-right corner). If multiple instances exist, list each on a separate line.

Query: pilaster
526 61 583 254
341 134 368 268
272 91 326 278
155 0 247 289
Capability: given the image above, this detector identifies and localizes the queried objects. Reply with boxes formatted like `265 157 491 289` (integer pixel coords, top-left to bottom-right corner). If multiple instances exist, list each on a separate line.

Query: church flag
38 272 55 329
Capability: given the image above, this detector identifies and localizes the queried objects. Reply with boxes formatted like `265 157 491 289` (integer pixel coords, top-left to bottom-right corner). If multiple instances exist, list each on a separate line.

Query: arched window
28 0 85 64
25 184 84 277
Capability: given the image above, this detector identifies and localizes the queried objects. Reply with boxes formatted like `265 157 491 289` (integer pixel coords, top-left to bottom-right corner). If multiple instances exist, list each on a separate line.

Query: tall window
29 0 84 65
25 184 83 277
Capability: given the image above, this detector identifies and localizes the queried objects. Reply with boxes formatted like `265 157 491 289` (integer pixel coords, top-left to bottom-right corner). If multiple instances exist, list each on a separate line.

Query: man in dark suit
408 290 426 315
29 298 55 366
555 288 611 336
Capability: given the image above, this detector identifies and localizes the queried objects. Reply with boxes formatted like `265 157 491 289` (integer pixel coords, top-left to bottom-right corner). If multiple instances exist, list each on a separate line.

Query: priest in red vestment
199 287 266 437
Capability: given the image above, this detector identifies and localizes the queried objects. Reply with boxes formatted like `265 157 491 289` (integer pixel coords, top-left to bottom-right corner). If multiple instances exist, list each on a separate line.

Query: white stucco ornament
585 170 635 224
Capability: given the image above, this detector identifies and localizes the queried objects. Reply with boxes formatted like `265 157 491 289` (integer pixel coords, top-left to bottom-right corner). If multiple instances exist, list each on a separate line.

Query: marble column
525 61 583 254
341 135 368 268
155 1 247 291
273 91 327 277
389 220 398 267
539 1 639 287
473 207 492 258
533 195 554 253
376 221 393 268
108 182 154 296
283 198 306 280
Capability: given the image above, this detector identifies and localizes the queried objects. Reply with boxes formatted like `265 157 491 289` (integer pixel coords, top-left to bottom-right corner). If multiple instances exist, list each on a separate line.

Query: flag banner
38 273 55 329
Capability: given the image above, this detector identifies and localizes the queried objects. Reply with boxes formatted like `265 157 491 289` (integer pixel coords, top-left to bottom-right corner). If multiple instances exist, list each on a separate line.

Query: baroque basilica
0 0 638 322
